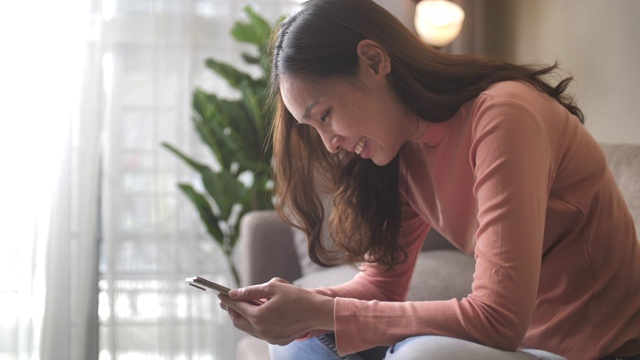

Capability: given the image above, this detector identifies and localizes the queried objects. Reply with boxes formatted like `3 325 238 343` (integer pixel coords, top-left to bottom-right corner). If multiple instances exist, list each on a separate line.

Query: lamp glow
415 0 465 48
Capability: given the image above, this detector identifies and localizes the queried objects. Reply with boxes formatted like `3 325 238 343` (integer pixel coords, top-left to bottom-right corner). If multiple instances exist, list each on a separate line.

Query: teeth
355 137 367 155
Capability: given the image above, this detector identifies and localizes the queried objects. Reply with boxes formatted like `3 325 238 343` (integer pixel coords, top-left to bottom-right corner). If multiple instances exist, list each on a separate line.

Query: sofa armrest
236 210 302 287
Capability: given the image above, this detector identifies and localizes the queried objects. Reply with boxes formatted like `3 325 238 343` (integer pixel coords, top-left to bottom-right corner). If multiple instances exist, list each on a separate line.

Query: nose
318 129 343 153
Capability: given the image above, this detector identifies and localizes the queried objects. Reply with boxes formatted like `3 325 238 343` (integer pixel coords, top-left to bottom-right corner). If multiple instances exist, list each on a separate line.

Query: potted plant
162 6 278 286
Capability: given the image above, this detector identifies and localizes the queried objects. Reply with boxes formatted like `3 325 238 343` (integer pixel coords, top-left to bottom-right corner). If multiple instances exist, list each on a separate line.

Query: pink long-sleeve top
314 81 640 359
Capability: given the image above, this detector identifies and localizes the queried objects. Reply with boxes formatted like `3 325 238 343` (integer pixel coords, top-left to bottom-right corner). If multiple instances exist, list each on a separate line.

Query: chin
369 147 401 166
371 155 392 167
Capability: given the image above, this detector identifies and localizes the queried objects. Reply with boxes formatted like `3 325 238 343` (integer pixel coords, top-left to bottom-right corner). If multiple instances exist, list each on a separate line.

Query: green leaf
244 6 271 36
178 184 224 245
193 118 228 168
231 22 262 46
161 142 213 175
242 53 261 65
200 171 247 220
231 6 271 47
192 89 256 170
197 115 245 171
239 80 263 139
205 59 256 90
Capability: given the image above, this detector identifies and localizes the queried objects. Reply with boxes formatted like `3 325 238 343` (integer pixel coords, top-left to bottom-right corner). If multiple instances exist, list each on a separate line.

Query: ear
356 40 391 77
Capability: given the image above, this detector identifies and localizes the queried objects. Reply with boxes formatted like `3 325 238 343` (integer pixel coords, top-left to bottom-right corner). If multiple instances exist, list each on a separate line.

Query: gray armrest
236 210 302 287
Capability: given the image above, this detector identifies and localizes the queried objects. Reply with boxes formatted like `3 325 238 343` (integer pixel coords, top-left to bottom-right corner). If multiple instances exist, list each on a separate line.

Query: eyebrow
302 99 322 120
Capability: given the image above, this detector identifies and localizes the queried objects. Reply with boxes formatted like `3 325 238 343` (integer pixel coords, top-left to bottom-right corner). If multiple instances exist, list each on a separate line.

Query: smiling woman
216 1 640 359
279 44 428 165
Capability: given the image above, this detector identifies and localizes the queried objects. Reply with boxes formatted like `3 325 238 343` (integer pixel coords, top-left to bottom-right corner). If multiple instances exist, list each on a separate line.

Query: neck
411 117 430 141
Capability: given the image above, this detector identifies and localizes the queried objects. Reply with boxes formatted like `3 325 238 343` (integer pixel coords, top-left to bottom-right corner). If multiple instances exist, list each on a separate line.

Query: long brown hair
269 0 584 269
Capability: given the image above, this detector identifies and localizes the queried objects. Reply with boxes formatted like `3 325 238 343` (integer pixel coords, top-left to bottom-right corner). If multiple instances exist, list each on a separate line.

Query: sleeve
325 97 555 356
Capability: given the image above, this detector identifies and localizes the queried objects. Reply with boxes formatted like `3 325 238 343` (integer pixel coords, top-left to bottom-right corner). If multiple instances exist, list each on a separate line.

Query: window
96 1 299 359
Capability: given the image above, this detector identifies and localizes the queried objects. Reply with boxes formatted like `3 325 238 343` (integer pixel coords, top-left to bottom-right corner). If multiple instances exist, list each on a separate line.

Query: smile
354 137 367 155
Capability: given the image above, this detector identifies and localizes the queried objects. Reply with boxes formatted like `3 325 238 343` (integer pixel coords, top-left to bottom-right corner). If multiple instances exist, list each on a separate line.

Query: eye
320 108 331 123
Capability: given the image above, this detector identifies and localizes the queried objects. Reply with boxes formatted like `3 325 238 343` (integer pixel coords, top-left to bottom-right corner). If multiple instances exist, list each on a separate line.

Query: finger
227 307 245 323
270 277 290 284
225 304 265 338
229 281 281 301
219 293 258 319
218 296 249 323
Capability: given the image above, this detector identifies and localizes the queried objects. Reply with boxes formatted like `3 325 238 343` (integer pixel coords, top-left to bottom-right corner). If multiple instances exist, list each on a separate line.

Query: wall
470 0 640 144
373 0 416 32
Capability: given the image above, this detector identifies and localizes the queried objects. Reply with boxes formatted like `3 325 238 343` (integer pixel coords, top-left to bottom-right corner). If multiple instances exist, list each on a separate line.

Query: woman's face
279 68 425 166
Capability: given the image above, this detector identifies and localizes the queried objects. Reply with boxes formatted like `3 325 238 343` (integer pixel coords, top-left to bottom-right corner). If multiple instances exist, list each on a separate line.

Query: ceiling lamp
415 0 465 48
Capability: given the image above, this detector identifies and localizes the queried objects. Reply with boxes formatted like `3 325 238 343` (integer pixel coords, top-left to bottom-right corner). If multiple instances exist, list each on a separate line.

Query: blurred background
0 0 637 359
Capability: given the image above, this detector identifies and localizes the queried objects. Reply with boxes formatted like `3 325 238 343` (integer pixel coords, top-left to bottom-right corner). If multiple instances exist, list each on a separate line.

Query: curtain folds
1 1 299 359
39 39 103 358
0 1 94 359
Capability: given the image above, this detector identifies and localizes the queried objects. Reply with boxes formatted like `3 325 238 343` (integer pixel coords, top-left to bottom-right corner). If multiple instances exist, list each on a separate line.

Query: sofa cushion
293 226 461 278
292 227 336 276
406 250 474 301
295 250 475 301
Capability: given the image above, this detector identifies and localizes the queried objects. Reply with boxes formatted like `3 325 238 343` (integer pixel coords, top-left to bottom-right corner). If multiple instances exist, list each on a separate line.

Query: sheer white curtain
0 1 299 359
0 1 94 359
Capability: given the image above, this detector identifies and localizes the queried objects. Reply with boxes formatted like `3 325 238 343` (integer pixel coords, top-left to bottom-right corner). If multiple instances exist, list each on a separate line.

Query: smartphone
185 276 263 305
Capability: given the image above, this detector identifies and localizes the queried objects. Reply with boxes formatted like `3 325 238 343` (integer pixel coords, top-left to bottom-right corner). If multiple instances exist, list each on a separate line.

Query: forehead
279 75 321 121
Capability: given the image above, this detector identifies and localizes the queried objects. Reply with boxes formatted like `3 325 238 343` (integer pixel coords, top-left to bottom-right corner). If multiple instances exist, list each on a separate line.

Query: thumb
229 284 272 301
270 277 290 284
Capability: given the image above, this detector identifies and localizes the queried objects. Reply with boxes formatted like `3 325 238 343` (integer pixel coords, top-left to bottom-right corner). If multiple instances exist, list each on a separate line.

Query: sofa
233 142 640 360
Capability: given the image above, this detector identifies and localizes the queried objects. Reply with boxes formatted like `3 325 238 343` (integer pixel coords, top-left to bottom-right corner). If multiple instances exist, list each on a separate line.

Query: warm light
415 0 465 48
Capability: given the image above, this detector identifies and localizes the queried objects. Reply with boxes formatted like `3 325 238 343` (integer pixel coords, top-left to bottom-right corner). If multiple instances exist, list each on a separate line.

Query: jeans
269 333 387 360
269 334 567 360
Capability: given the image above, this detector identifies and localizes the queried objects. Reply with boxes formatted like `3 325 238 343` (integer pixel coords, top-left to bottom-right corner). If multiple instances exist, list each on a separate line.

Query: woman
218 0 640 359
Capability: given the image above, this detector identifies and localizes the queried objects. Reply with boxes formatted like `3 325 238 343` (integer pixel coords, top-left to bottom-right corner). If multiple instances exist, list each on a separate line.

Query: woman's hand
218 278 335 345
